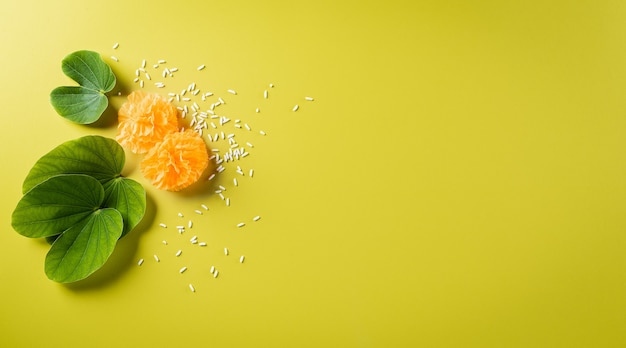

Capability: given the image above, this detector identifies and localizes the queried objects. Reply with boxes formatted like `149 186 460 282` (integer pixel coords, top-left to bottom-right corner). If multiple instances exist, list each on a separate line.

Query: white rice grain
180 267 187 273
176 250 182 257
154 255 160 262
189 284 195 292
197 64 205 70
239 255 245 263
159 223 167 228
138 258 144 266
112 42 119 49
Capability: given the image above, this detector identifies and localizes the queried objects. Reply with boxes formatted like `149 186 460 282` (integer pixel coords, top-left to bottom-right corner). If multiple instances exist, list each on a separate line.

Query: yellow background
1 0 625 347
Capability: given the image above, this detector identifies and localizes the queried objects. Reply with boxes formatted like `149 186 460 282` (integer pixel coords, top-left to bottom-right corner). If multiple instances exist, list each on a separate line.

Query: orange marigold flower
116 91 179 154
141 130 211 191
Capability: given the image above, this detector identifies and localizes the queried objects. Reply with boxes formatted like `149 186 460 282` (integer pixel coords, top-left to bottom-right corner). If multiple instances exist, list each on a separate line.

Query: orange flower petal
141 130 211 191
116 91 179 154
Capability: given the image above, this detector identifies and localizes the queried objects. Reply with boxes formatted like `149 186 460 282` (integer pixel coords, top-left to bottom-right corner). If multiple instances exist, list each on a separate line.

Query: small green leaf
103 177 146 237
50 86 109 124
12 174 104 238
61 50 116 92
45 208 123 283
50 50 116 124
22 135 124 194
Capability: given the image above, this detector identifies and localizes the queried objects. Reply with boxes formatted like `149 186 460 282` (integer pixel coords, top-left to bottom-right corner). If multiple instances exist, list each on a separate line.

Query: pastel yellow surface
1 1 625 347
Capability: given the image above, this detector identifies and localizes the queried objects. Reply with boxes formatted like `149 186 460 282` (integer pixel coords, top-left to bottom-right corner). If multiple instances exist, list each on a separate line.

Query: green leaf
45 208 123 283
102 177 146 237
61 50 116 92
12 174 104 238
50 50 116 124
50 86 109 124
22 135 124 194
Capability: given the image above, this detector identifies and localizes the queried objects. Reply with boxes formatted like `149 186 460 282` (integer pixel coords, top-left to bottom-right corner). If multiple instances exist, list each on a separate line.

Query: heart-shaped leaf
21 135 145 237
12 174 104 238
103 177 146 237
22 135 124 194
50 50 116 124
45 208 123 283
50 86 109 124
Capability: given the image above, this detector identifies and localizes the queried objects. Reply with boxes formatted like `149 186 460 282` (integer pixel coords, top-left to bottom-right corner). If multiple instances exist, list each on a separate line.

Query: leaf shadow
63 193 157 292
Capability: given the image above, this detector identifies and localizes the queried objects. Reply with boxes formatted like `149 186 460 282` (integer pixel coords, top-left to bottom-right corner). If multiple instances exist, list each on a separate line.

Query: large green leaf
50 86 109 124
45 208 123 283
50 50 116 124
11 174 104 238
102 177 146 237
20 135 145 238
22 135 124 194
